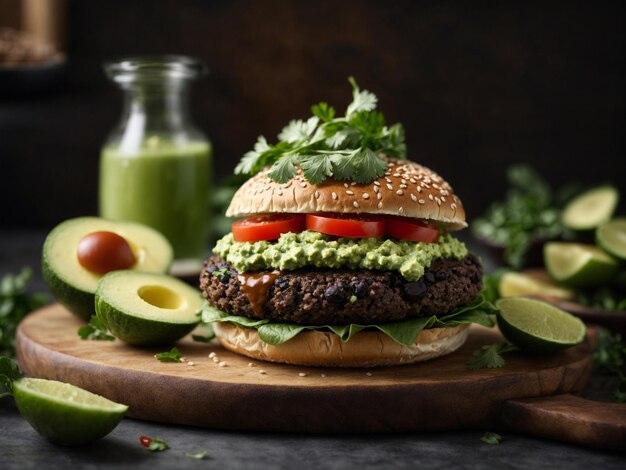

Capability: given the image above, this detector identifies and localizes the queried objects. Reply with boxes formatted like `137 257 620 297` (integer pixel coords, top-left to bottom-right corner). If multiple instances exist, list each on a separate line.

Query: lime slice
544 242 618 287
13 378 128 445
499 272 575 300
496 297 586 353
596 218 626 261
562 186 619 230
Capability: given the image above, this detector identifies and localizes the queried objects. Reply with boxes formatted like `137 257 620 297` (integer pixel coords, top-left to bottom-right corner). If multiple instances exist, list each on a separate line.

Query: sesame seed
418 199 425 204
344 183 349 188
208 352 216 358
362 193 370 199
351 182 357 186
300 182 307 188
428 194 434 201
393 173 400 177
377 193 382 200
451 203 457 209
417 186 422 193
219 361 227 367
396 190 404 195
374 181 381 186
373 186 380 193
212 357 220 363
332 192 338 200
346 190 354 195
378 202 383 209
298 372 307 377
188 362 195 366
248 362 254 367
400 184 407 189
441 196 446 202
259 370 267 375
321 373 327 378
435 197 442 206
409 178 417 184
386 184 393 190
399 207 404 213
410 194 417 201
353 201 360 208
385 177 392 183
366 372 373 377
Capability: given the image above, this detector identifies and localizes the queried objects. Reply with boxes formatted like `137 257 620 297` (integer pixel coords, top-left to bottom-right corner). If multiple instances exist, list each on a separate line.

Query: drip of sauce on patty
238 271 279 315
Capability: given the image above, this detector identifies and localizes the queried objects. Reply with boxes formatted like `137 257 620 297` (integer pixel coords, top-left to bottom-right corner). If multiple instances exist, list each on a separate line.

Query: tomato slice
306 213 385 238
385 217 439 243
231 214 306 242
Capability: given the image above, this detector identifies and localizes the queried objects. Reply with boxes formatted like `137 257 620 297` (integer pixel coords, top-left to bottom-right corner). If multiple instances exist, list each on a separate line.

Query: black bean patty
200 254 483 325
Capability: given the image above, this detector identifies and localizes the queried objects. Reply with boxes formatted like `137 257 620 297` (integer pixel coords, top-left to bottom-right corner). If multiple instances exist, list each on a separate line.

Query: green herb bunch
593 328 626 402
0 268 48 357
235 77 406 185
472 165 575 269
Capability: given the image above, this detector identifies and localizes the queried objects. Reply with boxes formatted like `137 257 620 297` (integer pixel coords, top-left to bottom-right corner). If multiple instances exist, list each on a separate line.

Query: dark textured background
1 0 624 228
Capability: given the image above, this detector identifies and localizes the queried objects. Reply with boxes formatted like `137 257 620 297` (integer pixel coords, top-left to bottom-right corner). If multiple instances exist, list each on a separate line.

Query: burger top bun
226 158 467 230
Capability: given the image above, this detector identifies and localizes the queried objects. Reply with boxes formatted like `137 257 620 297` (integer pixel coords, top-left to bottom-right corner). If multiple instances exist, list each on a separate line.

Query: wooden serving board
16 305 626 450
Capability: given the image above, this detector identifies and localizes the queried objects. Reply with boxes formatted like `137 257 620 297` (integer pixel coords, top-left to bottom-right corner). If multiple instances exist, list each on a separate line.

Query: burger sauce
238 271 279 315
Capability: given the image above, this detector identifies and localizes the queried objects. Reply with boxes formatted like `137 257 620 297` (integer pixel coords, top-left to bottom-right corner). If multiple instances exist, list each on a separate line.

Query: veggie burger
201 78 494 367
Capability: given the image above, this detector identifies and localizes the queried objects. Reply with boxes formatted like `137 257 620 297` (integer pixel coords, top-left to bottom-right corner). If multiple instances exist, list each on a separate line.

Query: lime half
499 271 575 300
544 242 618 287
562 186 619 230
596 218 626 261
13 378 128 445
496 297 586 353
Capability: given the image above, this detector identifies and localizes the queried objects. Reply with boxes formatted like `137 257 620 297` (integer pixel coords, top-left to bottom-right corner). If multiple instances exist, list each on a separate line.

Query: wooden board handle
501 394 626 451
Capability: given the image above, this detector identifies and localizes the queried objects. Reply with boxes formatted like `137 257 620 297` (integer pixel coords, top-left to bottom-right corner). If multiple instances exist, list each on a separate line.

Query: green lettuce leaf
201 294 496 346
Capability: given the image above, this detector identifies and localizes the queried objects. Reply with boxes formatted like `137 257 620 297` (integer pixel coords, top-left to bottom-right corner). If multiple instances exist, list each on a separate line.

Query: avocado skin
95 294 198 346
42 256 94 321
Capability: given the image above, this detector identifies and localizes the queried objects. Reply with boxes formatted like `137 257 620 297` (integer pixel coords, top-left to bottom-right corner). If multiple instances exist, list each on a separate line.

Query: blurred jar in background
99 56 212 275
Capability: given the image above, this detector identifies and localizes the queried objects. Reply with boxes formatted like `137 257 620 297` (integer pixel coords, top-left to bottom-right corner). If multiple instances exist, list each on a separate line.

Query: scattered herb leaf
592 328 626 402
140 435 169 452
0 268 48 357
0 356 23 398
235 77 406 185
186 451 209 460
77 316 115 341
481 431 503 445
467 343 518 370
155 347 183 363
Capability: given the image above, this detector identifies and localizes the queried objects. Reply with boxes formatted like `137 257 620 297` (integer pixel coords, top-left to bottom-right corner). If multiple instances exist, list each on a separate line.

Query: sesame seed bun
226 158 467 230
213 322 470 368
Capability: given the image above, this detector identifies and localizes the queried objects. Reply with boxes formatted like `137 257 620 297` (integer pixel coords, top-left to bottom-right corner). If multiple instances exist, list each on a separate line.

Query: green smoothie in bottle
99 57 212 270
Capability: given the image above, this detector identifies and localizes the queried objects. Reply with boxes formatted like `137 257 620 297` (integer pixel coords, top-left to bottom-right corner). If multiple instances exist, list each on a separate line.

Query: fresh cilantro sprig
0 268 48 357
186 451 209 460
155 347 183 363
140 435 170 452
0 356 23 398
211 266 231 281
235 77 406 185
481 431 503 445
466 342 518 370
77 316 115 341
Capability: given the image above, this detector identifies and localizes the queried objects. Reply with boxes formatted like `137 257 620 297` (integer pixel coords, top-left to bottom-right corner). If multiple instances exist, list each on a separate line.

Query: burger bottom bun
213 323 470 368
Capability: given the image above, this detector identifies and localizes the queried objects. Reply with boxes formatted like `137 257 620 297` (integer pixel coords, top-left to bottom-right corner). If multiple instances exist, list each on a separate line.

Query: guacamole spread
213 231 468 281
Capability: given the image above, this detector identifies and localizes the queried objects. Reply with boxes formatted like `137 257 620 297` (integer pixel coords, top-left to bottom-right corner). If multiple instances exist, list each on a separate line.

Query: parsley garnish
0 356 23 398
0 268 48 357
211 266 231 281
155 347 184 363
466 343 518 370
235 77 406 185
141 436 169 452
481 431 503 445
186 451 209 460
77 316 115 341
593 328 626 402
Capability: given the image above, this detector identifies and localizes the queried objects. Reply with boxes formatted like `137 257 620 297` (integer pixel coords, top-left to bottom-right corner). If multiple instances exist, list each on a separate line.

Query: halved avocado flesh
96 270 201 346
42 217 173 320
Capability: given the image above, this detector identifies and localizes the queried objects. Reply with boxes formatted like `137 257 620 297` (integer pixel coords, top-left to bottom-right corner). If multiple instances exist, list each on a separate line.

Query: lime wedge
499 271 575 300
562 186 619 230
13 378 128 445
496 297 586 353
596 218 626 261
544 242 618 287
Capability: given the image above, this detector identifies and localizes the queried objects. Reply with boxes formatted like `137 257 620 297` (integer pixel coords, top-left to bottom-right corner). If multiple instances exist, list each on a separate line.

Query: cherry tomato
231 214 306 242
77 231 136 274
384 217 439 243
139 435 152 448
306 213 385 238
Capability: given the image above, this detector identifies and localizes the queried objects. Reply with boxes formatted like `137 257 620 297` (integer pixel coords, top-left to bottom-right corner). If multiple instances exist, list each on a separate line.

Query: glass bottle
99 56 211 274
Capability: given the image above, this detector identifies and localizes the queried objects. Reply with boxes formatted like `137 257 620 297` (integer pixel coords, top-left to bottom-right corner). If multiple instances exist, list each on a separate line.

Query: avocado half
42 217 173 320
95 271 201 346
